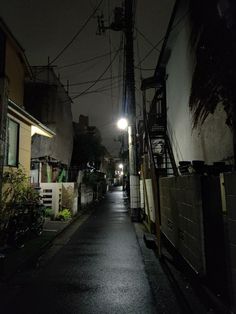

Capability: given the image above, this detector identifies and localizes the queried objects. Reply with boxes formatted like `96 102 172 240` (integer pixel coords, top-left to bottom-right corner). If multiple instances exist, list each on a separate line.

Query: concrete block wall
160 175 205 274
62 183 78 216
81 184 93 207
40 183 62 217
221 172 236 311
40 182 78 217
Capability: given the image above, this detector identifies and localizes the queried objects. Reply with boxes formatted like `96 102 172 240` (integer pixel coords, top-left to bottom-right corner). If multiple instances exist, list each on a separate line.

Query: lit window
5 118 19 167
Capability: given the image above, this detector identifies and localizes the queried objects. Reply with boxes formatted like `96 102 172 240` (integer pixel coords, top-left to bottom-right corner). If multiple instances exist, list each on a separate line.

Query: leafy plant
57 208 72 221
0 166 44 246
2 167 40 206
44 207 53 218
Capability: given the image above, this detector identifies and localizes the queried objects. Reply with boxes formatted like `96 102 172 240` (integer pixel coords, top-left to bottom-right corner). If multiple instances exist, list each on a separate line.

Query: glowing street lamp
118 163 123 169
117 118 128 130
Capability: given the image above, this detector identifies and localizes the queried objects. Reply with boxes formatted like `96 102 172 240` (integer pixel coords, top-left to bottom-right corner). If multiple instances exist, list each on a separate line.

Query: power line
136 36 164 66
30 71 121 87
136 10 189 66
68 82 122 99
135 26 161 53
83 77 122 93
50 0 104 65
70 75 121 86
58 48 122 69
89 79 122 92
70 78 122 95
71 44 121 100
69 83 122 97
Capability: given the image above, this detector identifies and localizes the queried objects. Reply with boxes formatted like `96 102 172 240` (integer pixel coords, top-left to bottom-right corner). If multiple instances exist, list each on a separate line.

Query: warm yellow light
31 125 53 138
117 118 128 130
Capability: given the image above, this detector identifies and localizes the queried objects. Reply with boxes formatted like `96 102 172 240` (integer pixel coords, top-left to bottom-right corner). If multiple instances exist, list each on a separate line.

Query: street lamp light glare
117 118 128 130
118 163 123 169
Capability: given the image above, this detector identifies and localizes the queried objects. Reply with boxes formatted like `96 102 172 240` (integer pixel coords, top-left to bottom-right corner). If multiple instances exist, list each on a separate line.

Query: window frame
5 117 20 167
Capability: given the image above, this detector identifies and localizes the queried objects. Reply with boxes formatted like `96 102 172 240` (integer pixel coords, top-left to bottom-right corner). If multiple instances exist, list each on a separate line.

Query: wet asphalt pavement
1 188 159 314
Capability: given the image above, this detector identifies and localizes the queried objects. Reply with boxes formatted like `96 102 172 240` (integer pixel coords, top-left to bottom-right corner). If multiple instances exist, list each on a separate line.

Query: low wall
160 175 205 275
160 172 236 310
221 172 236 311
40 182 78 217
80 184 93 207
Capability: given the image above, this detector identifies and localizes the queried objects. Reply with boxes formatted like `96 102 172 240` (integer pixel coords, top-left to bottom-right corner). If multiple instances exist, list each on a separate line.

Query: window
5 118 19 167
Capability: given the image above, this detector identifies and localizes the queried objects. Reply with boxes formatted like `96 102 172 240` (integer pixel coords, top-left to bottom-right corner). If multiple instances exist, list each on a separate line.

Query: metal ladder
142 76 178 177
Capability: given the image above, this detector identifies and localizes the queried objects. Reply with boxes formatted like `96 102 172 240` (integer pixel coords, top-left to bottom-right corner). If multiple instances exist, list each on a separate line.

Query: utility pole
97 0 140 220
124 0 140 221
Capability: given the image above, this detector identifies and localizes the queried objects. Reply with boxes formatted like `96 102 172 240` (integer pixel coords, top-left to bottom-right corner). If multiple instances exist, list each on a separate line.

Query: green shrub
57 208 72 221
2 166 41 206
45 208 53 218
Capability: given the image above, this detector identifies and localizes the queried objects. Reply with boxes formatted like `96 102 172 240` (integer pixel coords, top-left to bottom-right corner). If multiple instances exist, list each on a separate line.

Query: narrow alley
1 188 182 314
0 1 236 313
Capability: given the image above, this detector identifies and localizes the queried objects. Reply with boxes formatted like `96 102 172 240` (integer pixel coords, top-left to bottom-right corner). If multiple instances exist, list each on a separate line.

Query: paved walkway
0 217 72 279
1 188 180 314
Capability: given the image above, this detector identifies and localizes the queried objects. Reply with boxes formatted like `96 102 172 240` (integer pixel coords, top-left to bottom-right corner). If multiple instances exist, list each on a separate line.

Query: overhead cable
70 78 122 94
136 10 189 66
72 45 121 100
50 0 104 65
135 26 160 53
58 48 122 69
70 75 121 86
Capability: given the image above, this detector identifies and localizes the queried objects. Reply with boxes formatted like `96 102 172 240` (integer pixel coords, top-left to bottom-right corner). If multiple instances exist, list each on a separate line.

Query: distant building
24 66 73 183
70 115 105 180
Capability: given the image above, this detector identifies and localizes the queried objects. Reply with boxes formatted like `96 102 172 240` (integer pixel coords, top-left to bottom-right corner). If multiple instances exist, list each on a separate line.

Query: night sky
0 0 174 156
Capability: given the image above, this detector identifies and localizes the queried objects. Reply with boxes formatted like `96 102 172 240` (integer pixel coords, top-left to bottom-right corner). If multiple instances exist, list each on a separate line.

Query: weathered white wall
166 18 233 164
